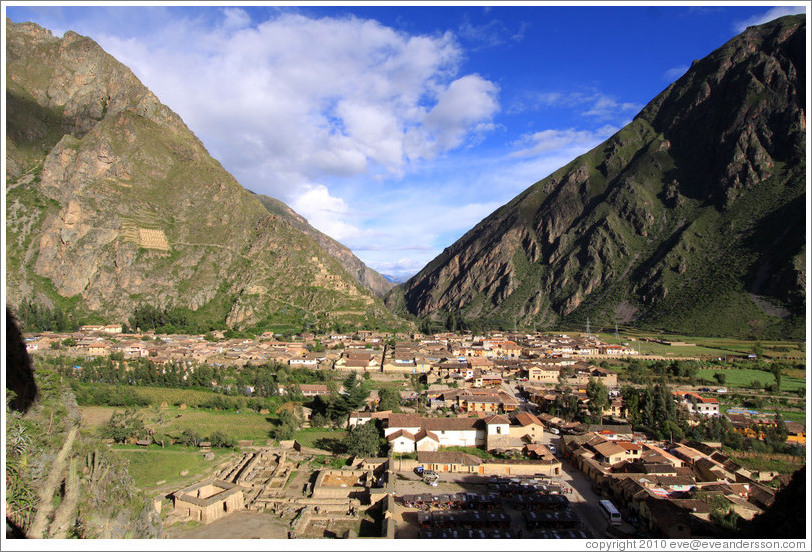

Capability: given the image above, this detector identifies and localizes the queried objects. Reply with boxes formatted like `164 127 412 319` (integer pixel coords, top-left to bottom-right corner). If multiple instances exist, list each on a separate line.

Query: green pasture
113 444 237 491
597 331 805 360
81 405 275 442
695 368 805 391
293 427 348 453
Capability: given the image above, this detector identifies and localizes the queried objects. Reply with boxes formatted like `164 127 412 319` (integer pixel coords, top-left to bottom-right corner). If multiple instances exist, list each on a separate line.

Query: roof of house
415 428 440 443
514 411 543 427
483 414 510 425
387 413 423 428
593 441 627 459
386 429 415 442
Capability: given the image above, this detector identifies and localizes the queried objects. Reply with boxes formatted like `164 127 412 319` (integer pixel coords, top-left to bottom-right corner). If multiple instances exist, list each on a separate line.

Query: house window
496 427 501 434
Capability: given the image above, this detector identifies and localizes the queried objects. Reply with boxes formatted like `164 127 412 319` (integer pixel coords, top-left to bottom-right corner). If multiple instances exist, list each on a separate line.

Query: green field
695 368 805 391
80 405 275 442
293 427 348 453
597 331 805 360
113 444 237 491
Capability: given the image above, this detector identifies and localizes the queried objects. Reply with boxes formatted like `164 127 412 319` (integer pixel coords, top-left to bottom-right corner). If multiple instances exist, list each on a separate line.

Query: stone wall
172 479 245 524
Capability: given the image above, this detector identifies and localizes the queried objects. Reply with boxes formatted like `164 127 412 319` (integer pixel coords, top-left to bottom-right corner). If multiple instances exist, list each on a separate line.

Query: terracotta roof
514 412 543 427
415 428 440 442
386 429 415 442
387 413 423 428
423 417 482 431
593 441 626 459
483 414 510 425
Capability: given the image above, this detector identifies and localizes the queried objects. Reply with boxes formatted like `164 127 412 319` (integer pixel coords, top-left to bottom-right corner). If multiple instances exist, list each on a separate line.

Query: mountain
382 274 408 284
390 15 806 338
5 19 408 334
251 192 393 298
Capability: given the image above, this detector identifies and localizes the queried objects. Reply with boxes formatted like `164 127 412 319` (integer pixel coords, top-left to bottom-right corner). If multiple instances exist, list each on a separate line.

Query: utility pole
615 324 619 341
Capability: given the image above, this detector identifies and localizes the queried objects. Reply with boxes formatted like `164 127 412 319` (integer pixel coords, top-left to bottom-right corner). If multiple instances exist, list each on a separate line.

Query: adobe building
172 479 245 523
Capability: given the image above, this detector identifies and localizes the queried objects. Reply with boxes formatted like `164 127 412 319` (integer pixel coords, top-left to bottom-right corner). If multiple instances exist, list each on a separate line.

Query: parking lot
392 467 596 538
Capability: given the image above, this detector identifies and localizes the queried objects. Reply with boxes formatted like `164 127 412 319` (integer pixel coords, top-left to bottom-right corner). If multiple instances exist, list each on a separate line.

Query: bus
599 500 621 526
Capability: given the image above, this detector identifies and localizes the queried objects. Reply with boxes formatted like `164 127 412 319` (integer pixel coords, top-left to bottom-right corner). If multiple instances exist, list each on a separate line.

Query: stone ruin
170 447 395 537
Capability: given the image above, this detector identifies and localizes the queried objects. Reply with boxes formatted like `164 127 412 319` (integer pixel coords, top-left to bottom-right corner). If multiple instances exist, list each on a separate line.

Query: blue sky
4 2 808 280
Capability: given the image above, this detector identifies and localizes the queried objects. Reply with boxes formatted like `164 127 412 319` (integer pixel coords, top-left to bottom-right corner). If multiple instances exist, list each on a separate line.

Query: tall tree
343 421 382 458
586 377 609 419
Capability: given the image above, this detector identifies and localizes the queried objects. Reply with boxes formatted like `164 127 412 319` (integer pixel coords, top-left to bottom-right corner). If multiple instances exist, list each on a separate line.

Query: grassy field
719 403 806 424
293 427 348 454
113 444 237 491
695 368 805 391
721 449 805 475
597 331 805 360
80 405 274 442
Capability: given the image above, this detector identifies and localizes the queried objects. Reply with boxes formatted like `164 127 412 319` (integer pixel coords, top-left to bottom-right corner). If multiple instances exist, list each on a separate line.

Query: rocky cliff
253 193 393 298
5 19 406 333
393 15 806 338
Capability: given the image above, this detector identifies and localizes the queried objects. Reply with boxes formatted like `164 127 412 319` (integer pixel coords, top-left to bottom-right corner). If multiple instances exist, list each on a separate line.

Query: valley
4 9 807 545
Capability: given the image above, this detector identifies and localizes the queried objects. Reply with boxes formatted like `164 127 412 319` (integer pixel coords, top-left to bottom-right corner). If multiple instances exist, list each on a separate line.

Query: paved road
537 431 608 538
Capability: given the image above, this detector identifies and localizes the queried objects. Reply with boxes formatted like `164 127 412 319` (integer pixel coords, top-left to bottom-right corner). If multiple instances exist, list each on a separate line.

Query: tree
209 430 235 448
101 408 146 443
377 387 401 412
770 364 782 390
343 421 382 458
713 372 726 385
310 412 330 428
586 377 609 419
271 407 302 440
179 428 202 447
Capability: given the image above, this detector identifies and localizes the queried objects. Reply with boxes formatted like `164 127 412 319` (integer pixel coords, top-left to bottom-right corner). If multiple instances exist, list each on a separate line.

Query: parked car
698 387 711 392
549 427 560 435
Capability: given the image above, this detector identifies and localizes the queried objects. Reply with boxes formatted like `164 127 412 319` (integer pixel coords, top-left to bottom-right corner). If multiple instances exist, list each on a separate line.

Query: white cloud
508 89 640 121
457 16 528 50
290 183 360 242
94 11 500 202
510 126 618 158
422 74 500 152
663 65 689 82
222 7 250 30
733 6 806 33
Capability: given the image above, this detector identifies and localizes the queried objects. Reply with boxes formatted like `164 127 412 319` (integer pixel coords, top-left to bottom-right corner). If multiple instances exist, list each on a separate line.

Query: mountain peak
391 14 805 339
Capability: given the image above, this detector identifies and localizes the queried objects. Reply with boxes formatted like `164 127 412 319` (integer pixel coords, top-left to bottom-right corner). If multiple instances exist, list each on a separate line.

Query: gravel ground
165 511 289 539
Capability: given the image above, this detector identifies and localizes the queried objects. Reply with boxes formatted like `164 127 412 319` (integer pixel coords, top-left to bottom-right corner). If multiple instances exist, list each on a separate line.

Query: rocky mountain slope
391 15 806 338
5 19 406 333
252 193 393 298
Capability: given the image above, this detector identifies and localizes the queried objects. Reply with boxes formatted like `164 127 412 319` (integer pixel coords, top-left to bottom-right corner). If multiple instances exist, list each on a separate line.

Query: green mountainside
392 15 806 339
5 19 408 334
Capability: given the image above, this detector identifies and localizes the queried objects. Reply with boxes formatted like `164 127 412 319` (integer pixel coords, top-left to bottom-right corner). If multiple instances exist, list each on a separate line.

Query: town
21 325 806 539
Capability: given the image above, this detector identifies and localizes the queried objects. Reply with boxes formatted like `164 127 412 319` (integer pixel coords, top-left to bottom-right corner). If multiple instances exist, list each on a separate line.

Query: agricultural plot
598 332 805 360
79 405 275 442
695 368 805 391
